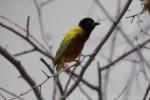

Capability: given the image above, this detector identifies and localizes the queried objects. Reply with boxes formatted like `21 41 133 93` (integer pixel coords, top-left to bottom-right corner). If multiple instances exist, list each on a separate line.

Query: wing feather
54 29 78 65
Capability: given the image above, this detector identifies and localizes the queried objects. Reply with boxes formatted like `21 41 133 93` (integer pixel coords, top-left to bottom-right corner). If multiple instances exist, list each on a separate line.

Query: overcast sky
0 0 150 100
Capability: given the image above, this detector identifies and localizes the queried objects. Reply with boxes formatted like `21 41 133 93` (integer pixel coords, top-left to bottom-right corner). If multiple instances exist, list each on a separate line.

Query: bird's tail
56 62 64 71
55 62 64 82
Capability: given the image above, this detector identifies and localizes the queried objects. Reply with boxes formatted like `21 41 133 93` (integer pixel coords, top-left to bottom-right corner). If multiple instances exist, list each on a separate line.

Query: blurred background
0 0 150 100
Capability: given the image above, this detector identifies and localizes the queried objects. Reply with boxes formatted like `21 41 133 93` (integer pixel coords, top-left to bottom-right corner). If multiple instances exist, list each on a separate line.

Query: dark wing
54 30 78 65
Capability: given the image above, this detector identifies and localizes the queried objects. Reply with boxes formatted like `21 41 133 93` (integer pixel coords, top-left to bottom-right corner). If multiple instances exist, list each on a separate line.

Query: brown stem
142 83 150 100
0 21 54 62
101 38 150 70
0 46 43 100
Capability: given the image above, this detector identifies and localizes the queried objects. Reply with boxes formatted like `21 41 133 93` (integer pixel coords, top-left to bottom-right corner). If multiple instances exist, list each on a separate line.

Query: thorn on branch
40 58 64 95
14 48 36 57
141 29 150 36
41 69 49 78
126 13 139 23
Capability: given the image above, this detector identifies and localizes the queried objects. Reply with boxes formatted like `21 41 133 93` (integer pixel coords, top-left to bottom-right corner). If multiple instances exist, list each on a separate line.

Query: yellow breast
61 26 87 62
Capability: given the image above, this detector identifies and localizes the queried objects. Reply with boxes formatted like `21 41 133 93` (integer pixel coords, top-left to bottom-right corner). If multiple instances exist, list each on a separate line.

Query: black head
79 18 99 32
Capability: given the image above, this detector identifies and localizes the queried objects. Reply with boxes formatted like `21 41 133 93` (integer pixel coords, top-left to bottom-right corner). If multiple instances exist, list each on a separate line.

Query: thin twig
64 54 87 93
64 66 77 93
70 75 93 100
0 92 6 100
26 16 30 38
0 21 54 62
10 69 52 100
143 46 150 50
0 46 43 100
114 86 127 100
95 0 150 70
41 0 55 7
14 48 36 57
0 16 26 31
52 80 57 100
0 87 24 100
78 85 92 100
33 0 52 50
142 83 150 100
126 13 139 23
9 89 33 100
0 15 48 52
103 30 118 100
101 38 150 70
65 70 98 91
97 62 103 100
40 58 64 95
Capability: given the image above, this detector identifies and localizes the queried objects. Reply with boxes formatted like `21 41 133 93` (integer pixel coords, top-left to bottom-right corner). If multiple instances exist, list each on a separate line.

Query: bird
54 17 99 73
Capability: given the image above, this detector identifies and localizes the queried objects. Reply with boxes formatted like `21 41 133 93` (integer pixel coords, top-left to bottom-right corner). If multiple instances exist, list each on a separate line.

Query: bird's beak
93 22 100 26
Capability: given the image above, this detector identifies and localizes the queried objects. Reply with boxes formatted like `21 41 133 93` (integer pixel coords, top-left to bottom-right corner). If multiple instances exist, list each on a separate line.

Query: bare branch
95 0 150 71
126 13 139 23
64 66 77 93
0 15 26 31
14 48 36 57
41 0 55 7
101 38 150 70
33 0 52 50
0 87 24 100
68 74 93 100
97 62 103 100
40 58 64 95
52 80 57 100
78 85 92 100
0 92 6 100
0 15 48 53
142 83 150 100
113 86 127 100
26 16 30 38
0 46 43 100
65 70 98 91
0 21 54 62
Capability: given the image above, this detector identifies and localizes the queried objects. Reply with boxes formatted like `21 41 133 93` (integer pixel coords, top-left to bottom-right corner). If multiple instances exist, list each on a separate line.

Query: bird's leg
73 59 81 67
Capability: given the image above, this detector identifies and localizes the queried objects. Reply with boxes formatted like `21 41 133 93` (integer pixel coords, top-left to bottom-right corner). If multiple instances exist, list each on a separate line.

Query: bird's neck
75 25 92 41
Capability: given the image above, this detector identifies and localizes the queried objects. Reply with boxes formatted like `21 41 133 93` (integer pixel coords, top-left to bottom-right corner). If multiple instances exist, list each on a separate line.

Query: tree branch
0 46 43 100
97 62 103 100
0 21 54 62
0 87 24 100
0 92 6 100
0 15 48 53
142 83 150 100
101 38 150 70
14 48 36 57
40 58 64 95
65 70 98 91
95 0 150 70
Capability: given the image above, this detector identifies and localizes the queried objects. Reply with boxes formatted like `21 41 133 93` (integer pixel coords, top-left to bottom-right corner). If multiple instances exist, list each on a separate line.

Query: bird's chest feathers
62 26 91 61
70 29 89 49
66 36 85 55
